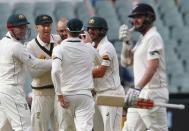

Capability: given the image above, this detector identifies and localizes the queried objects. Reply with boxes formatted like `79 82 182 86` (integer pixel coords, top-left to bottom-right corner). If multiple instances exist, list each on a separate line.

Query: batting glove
119 24 131 42
124 87 141 109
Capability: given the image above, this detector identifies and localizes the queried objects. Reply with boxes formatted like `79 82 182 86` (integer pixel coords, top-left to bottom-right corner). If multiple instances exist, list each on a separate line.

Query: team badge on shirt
38 54 46 59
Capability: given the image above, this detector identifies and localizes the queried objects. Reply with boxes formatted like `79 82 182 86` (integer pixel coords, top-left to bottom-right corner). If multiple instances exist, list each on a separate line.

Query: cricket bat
96 94 185 110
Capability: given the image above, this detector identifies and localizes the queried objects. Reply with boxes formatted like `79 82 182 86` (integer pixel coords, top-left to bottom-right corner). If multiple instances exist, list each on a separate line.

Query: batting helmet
7 14 29 28
87 16 108 30
128 3 156 22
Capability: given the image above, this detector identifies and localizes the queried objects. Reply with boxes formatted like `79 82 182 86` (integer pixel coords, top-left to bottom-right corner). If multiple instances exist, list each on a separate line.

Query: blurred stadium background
0 0 188 130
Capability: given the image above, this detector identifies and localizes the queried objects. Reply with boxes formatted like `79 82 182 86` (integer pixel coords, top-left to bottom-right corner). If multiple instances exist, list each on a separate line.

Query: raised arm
119 24 134 67
121 41 133 67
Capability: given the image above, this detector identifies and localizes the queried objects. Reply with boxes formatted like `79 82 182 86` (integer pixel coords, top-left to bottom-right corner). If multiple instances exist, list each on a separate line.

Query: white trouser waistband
32 88 55 96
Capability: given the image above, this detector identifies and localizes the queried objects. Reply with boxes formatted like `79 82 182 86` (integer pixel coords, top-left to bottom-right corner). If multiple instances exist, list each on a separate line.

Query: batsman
119 3 169 131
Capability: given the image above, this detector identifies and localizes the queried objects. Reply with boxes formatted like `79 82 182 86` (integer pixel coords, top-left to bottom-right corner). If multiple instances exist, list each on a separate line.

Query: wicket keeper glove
119 24 131 42
124 87 141 109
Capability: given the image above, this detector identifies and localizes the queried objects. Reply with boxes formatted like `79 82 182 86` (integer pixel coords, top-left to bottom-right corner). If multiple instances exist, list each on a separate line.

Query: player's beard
61 34 67 40
134 18 153 34
12 28 31 44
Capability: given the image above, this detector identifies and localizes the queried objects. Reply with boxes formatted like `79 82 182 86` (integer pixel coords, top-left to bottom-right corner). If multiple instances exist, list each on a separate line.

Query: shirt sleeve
51 46 63 95
52 45 63 61
99 45 112 66
147 36 163 60
13 43 52 72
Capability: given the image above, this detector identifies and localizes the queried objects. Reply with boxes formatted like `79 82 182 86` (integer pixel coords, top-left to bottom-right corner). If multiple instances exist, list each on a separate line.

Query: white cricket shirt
52 37 100 96
132 27 167 89
0 32 51 93
94 36 122 92
27 34 59 87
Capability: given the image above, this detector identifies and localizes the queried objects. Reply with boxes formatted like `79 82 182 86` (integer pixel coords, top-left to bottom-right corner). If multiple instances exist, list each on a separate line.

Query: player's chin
134 24 142 29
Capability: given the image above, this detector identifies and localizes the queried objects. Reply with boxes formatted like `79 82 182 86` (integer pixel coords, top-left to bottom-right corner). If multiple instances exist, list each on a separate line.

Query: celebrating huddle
0 3 170 131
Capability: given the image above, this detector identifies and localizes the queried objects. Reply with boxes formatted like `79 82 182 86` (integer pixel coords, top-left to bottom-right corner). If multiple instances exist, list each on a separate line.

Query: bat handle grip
136 99 154 109
155 103 185 109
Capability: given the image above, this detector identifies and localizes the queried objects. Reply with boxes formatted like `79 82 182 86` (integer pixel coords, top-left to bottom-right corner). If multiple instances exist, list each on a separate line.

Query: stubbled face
12 25 28 40
36 23 52 43
57 22 68 40
87 27 102 42
130 15 145 31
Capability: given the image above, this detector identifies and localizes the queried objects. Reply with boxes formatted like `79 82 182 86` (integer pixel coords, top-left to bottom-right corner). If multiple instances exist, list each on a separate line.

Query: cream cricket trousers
122 87 169 131
58 95 95 131
31 95 57 131
93 87 125 131
0 91 31 131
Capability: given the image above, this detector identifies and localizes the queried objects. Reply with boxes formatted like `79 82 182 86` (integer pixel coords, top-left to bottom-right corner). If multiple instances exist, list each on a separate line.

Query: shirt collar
37 34 54 47
61 37 81 43
6 32 17 41
66 37 81 42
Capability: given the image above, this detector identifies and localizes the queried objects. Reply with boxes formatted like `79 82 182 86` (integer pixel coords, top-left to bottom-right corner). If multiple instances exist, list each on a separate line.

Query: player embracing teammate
0 2 169 131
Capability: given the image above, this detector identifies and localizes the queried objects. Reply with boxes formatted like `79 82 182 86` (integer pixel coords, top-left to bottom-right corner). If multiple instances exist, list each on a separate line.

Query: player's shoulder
1 34 24 49
12 41 26 54
101 39 115 52
53 44 63 52
101 36 113 47
26 39 37 48
148 30 163 44
146 27 162 39
85 42 94 48
9 38 23 47
2 36 19 45
52 34 61 44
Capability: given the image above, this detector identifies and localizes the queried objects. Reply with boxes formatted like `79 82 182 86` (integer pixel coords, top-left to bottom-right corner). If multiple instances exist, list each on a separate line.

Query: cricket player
56 17 68 43
85 16 125 131
51 18 101 131
27 14 60 131
119 3 169 131
0 14 51 131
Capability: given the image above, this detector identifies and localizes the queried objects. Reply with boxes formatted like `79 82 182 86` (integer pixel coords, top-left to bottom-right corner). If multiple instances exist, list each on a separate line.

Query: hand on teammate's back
58 95 70 108
80 31 92 43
